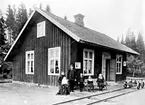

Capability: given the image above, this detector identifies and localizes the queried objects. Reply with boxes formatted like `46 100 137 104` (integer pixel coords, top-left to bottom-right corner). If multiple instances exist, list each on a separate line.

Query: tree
117 36 119 42
127 55 143 77
39 3 42 9
124 29 136 51
0 16 6 46
45 4 51 12
5 5 17 43
136 32 145 62
64 15 67 20
28 8 33 17
16 3 28 39
121 34 125 44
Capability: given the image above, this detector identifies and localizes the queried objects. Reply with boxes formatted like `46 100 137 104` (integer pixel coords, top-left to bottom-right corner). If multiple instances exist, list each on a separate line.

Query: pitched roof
4 8 139 61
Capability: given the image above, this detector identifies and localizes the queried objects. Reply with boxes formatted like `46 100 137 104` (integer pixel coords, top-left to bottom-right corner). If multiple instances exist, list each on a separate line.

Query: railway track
53 87 138 105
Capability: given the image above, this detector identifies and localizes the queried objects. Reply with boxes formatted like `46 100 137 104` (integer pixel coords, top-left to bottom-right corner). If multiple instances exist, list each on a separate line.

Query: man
67 64 76 92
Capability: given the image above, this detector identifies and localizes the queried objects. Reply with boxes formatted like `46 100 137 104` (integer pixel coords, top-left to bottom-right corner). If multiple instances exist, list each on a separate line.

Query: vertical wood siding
12 12 71 86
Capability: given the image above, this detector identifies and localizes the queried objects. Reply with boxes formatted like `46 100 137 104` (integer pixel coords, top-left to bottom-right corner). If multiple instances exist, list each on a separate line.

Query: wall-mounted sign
75 62 81 69
123 61 126 66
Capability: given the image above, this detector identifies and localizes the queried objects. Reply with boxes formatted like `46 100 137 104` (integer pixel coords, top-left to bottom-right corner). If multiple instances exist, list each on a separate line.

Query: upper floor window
116 55 122 74
25 51 34 74
83 49 94 75
48 47 61 75
37 21 45 38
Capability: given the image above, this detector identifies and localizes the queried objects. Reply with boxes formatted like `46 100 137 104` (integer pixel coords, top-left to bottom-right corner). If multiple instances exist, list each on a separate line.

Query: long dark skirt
56 84 70 95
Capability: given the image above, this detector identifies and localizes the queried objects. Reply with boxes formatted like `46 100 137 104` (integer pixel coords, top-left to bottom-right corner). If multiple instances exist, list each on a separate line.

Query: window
25 51 34 74
116 55 122 74
83 49 94 75
37 21 45 38
48 47 61 75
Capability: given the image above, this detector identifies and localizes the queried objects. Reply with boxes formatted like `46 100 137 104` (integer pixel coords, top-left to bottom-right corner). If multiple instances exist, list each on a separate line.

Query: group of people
56 64 75 95
56 64 105 95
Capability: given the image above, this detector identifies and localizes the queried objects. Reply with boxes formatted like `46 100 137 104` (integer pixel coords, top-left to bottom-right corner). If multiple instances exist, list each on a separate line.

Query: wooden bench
84 78 107 91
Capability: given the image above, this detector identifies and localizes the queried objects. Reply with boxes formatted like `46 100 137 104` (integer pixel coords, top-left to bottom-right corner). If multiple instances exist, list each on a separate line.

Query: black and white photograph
0 0 144 104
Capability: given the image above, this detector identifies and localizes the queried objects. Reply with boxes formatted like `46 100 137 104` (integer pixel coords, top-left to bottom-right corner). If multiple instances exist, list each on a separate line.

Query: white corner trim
36 8 80 42
4 8 80 61
4 10 36 61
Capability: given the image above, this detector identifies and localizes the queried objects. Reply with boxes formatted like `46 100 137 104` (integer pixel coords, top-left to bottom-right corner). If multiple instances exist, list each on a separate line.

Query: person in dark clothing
79 73 84 92
67 64 76 92
56 72 65 95
97 74 104 91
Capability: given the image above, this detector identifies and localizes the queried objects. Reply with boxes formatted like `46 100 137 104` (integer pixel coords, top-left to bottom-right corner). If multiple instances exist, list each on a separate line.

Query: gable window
48 47 61 75
83 49 94 75
37 21 45 38
116 55 122 74
25 51 34 74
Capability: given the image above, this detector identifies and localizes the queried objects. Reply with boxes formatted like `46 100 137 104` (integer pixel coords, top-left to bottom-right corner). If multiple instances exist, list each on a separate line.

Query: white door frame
102 52 111 80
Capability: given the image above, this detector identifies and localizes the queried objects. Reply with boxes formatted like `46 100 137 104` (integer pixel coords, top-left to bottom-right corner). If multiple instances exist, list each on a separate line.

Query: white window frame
116 55 122 74
48 47 61 75
83 49 94 76
37 21 46 38
25 51 34 74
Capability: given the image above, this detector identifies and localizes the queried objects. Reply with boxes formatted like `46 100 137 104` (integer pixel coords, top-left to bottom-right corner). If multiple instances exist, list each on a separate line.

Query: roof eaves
4 10 36 61
35 8 80 42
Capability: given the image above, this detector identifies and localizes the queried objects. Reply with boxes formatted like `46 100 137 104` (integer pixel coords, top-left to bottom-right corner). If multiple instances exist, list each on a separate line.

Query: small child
61 76 70 95
87 76 94 91
56 72 64 95
79 73 84 92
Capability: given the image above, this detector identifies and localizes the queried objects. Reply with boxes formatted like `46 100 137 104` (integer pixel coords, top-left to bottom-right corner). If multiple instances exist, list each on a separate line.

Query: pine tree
121 34 125 44
124 29 136 51
0 16 6 46
39 3 42 9
136 32 145 61
45 4 51 12
117 36 119 42
28 8 33 17
16 3 28 39
6 5 17 43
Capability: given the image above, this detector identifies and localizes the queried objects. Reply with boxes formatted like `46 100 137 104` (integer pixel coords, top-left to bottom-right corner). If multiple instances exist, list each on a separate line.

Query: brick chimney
74 14 84 27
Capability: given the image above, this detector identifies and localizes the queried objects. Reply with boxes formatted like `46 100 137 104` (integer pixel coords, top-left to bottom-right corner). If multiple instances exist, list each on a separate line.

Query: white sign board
75 62 81 69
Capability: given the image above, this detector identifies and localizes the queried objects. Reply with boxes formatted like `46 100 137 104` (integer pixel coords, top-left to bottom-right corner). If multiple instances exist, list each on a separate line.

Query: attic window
37 21 46 38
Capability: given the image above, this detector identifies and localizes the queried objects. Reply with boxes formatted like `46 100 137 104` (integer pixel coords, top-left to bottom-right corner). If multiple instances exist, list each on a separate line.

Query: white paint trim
4 8 80 61
25 51 34 74
4 10 36 61
37 21 46 38
36 8 80 42
116 54 122 74
48 47 61 76
83 48 94 76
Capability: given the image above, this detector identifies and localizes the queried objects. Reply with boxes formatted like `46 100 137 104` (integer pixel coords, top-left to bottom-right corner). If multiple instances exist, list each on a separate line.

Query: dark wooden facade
11 12 72 86
9 11 128 86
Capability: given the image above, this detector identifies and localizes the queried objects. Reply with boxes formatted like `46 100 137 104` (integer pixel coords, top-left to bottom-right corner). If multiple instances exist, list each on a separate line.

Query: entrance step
107 81 118 86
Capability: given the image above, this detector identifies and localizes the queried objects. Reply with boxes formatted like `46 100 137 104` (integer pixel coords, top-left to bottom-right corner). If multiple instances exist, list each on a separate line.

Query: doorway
106 59 116 81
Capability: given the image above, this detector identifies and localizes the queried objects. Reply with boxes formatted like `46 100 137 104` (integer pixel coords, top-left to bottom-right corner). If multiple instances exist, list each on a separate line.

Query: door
106 59 110 81
109 59 116 81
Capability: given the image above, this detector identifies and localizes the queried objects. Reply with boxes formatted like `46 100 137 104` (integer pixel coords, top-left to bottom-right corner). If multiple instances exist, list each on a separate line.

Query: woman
97 74 104 91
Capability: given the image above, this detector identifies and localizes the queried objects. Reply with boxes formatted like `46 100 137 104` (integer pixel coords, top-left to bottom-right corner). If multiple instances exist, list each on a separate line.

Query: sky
0 0 144 41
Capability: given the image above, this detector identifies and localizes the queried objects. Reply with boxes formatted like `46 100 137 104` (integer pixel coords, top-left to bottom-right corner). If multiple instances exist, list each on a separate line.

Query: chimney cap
74 13 85 27
74 13 84 18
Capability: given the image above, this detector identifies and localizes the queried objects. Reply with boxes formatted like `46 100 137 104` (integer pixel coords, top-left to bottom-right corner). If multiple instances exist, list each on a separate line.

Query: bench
84 78 107 91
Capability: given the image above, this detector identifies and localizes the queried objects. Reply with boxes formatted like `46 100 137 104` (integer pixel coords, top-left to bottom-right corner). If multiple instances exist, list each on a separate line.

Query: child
79 73 84 92
87 76 94 91
56 72 65 95
61 76 70 95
